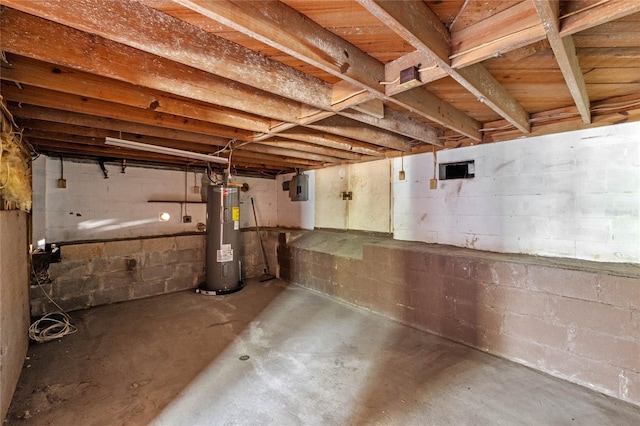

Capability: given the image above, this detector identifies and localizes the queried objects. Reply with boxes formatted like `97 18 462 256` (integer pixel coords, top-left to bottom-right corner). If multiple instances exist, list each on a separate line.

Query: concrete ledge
280 230 640 406
288 230 640 278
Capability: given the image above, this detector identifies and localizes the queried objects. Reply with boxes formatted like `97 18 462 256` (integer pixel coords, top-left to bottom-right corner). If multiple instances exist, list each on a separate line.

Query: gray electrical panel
289 173 309 201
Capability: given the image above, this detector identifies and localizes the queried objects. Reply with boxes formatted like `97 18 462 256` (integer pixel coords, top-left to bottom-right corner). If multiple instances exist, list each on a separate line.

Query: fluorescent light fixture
105 137 228 164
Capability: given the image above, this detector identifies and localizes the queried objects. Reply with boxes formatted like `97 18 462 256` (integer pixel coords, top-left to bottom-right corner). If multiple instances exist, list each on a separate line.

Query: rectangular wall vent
439 160 475 180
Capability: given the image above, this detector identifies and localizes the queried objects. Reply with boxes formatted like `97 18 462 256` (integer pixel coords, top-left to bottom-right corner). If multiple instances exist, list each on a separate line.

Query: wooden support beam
1 83 248 141
392 89 481 141
357 0 530 134
276 129 385 158
447 0 640 68
240 143 341 165
331 81 381 116
27 130 323 169
156 0 465 142
12 105 233 146
30 138 301 171
0 54 272 133
259 140 363 162
29 138 201 166
1 0 332 109
455 64 531 133
14 105 365 165
384 51 448 96
559 0 640 36
166 0 385 91
356 0 451 62
304 115 411 152
0 9 422 153
0 7 302 124
2 1 439 145
450 1 545 68
1 83 251 141
534 0 591 124
339 107 443 147
11 106 338 166
21 122 334 166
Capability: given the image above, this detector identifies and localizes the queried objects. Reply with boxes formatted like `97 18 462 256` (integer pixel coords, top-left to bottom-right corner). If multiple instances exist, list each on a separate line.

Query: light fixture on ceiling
105 137 229 164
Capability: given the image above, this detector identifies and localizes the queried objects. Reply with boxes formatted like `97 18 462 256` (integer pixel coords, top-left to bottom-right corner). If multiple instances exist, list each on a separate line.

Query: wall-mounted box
289 173 309 201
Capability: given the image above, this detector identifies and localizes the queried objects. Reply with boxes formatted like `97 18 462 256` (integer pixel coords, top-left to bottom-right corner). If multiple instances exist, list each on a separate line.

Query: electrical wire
28 254 77 343
379 77 400 85
419 65 438 73
332 89 367 105
28 312 77 343
296 109 327 120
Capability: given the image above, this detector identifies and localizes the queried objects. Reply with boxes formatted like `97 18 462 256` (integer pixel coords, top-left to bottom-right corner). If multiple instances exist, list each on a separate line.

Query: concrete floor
7 279 640 425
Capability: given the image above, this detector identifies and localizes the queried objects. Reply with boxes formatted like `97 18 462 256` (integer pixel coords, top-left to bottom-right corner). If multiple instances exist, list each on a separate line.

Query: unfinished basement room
1 0 639 424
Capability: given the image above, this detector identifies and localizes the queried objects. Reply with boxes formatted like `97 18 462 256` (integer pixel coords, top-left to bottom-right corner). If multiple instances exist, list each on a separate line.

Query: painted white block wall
348 159 392 233
314 166 348 230
314 161 392 233
35 158 283 243
238 176 277 229
392 121 640 263
35 121 639 262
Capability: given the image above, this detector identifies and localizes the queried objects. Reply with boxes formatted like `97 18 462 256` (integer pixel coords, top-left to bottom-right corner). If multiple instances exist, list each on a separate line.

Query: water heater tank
199 185 243 295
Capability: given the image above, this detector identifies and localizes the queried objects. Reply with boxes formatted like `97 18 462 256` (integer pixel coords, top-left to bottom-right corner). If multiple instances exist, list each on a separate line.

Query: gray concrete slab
7 279 640 425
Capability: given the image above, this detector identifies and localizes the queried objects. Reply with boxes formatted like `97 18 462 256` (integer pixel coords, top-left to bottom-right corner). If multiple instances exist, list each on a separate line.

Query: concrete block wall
279 231 640 406
31 235 205 316
392 121 640 263
31 230 290 316
240 229 280 279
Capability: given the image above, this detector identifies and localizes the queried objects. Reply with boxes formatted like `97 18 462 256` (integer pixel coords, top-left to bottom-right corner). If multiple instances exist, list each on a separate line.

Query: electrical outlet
193 185 200 194
183 215 192 223
57 179 67 189
429 179 437 189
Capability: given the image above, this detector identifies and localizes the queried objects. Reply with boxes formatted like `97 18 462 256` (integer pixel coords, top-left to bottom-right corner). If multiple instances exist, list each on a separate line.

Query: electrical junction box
289 173 309 201
400 66 420 85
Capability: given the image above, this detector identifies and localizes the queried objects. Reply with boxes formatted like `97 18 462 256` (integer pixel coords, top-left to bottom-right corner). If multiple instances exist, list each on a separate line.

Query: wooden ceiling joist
1 0 439 146
276 128 385 158
0 54 272 133
0 1 638 171
357 0 531 134
1 83 248 142
534 0 591 124
162 0 454 143
0 6 422 153
0 7 303 124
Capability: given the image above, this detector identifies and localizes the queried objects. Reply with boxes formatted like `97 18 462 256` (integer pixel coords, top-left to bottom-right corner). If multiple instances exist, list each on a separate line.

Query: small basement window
439 160 475 180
